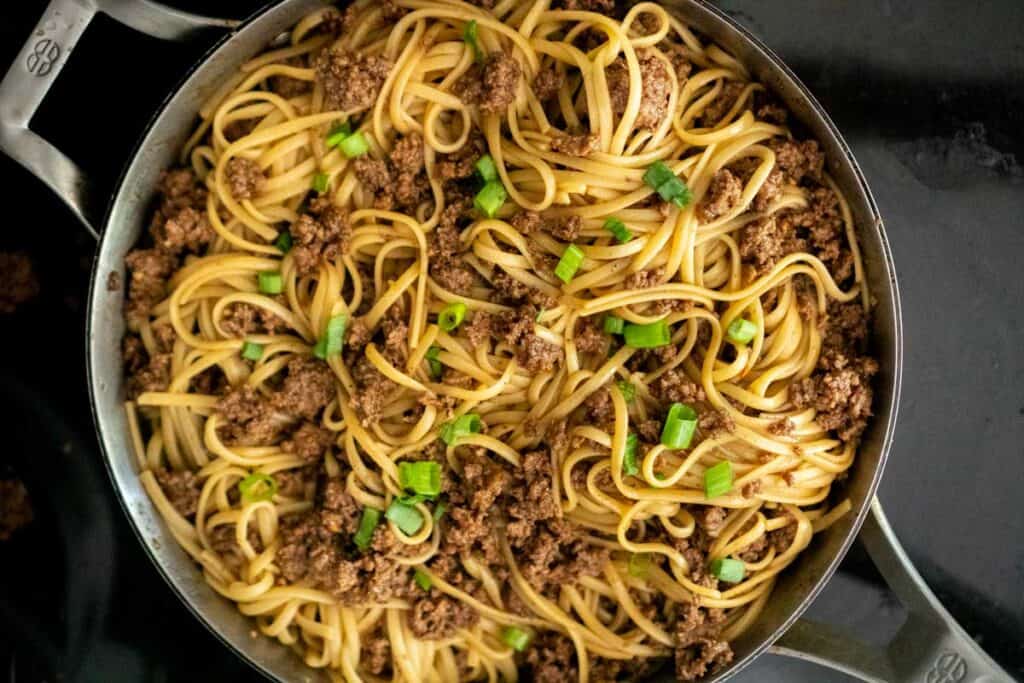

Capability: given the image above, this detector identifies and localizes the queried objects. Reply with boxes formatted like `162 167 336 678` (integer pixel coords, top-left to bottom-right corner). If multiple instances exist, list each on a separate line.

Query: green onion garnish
603 315 625 334
643 161 692 208
726 318 758 345
432 503 447 521
258 271 283 294
386 499 424 536
501 626 531 652
439 413 482 445
241 341 264 361
414 569 433 591
661 402 698 449
274 231 293 253
603 217 632 244
463 20 483 62
622 433 639 476
312 172 330 193
338 131 369 159
399 461 442 497
438 302 467 332
710 557 745 583
616 380 635 403
474 181 506 218
628 552 651 577
535 308 545 322
554 244 584 283
425 345 443 379
313 314 347 359
623 319 670 348
326 121 352 148
238 472 277 503
397 493 430 506
475 154 498 183
353 507 381 551
704 461 733 499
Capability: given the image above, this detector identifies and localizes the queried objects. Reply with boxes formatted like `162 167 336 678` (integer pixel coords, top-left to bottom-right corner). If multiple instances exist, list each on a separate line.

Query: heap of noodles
122 0 877 680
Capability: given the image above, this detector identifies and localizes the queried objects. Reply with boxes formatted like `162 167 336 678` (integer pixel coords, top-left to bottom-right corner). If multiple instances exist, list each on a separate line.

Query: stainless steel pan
0 1 1011 681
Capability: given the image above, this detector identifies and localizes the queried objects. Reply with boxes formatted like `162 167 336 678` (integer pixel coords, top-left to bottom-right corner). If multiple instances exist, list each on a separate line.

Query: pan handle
770 497 1013 682
0 0 238 240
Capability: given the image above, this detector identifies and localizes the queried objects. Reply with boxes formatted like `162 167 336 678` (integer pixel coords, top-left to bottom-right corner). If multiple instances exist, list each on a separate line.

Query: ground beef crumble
154 468 202 518
698 168 744 223
291 197 352 277
225 157 265 201
315 48 391 111
455 51 522 115
606 51 671 130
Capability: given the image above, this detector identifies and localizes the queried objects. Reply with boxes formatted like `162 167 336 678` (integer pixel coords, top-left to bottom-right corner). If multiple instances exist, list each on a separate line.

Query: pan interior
86 1 901 681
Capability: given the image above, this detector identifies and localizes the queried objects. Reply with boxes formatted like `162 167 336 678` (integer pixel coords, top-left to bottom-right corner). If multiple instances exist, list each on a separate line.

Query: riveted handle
0 0 237 240
771 498 1013 682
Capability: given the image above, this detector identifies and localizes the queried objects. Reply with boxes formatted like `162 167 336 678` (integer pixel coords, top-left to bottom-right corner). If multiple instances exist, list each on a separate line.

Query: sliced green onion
425 345 443 379
704 461 733 499
535 308 545 322
397 493 430 506
661 402 698 449
399 461 442 497
258 271 283 294
354 507 381 551
312 172 330 193
439 413 482 445
325 121 352 148
603 217 632 244
474 181 506 218
603 315 625 334
338 131 369 159
414 569 433 591
501 626 531 652
628 552 651 577
463 20 483 62
313 314 347 359
554 244 584 283
438 302 467 331
643 161 692 208
241 341 264 361
623 319 670 348
726 318 758 345
386 499 424 536
710 557 745 583
432 503 447 521
274 231 293 253
622 433 639 476
642 161 676 190
475 154 498 183
616 380 635 404
238 472 277 503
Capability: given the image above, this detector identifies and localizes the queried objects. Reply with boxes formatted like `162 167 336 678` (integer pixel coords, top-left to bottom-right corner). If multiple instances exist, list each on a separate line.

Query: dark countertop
0 1 1021 681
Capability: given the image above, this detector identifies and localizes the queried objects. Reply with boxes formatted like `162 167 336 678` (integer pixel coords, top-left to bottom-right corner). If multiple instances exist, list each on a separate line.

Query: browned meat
408 593 479 639
427 215 476 294
650 369 705 404
215 385 282 446
435 132 486 181
546 215 582 242
789 186 854 284
757 102 788 124
692 506 727 538
0 479 33 541
269 55 311 99
767 418 794 436
770 139 824 185
698 409 735 437
291 199 351 277
823 300 869 353
737 215 806 274
532 66 564 101
272 356 336 420
361 629 392 677
675 604 734 681
486 305 563 372
124 248 178 324
455 51 521 115
220 301 290 337
550 132 598 157
125 351 171 399
154 468 202 518
698 168 743 223
753 167 784 211
574 317 609 355
606 52 671 130
315 48 391 111
637 419 662 444
521 632 578 683
582 387 614 424
148 169 214 255
275 466 317 499
349 356 397 424
510 210 542 235
790 352 877 442
207 523 264 574
554 0 615 13
318 477 363 535
0 252 39 314
389 132 426 206
624 267 662 289
282 422 335 462
699 81 744 127
225 157 265 200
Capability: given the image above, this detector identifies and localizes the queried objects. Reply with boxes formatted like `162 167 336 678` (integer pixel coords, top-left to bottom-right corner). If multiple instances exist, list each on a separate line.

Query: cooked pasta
120 1 878 680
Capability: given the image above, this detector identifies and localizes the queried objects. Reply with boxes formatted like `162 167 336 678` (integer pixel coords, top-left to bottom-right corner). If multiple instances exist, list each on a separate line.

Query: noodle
122 1 878 681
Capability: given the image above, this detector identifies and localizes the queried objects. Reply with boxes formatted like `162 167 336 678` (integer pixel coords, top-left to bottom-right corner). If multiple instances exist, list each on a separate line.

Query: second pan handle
0 0 238 240
771 497 1012 682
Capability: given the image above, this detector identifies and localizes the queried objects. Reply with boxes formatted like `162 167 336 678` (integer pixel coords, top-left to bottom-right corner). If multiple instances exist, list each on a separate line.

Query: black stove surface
0 2 1021 681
